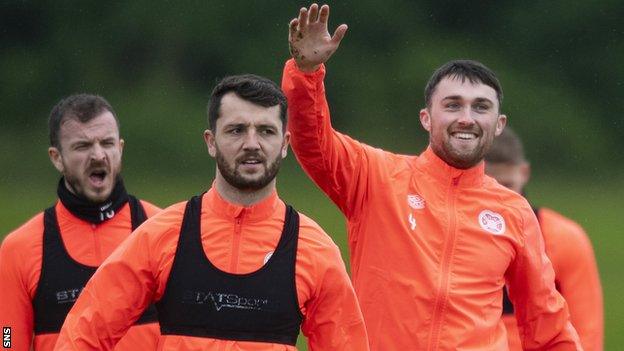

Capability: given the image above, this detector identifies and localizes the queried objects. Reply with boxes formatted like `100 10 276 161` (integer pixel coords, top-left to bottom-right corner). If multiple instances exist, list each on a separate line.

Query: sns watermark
2 327 10 349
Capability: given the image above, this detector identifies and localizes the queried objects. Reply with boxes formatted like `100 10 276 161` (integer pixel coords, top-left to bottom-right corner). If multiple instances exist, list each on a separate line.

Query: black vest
32 196 158 334
156 195 303 346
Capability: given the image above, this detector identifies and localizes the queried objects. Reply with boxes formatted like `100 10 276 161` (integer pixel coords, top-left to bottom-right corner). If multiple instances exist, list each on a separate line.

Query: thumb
331 24 348 45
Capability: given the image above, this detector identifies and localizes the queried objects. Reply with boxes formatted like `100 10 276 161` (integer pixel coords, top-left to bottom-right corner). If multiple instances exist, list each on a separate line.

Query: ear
203 129 217 158
494 114 507 136
281 131 291 159
119 138 125 156
48 147 64 173
419 108 431 132
520 161 531 186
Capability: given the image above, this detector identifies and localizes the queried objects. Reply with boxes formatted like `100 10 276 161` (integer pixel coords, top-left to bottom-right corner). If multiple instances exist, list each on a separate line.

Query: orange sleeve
505 205 582 350
298 223 368 351
54 206 182 351
0 215 43 351
140 199 162 217
282 58 376 221
543 213 603 351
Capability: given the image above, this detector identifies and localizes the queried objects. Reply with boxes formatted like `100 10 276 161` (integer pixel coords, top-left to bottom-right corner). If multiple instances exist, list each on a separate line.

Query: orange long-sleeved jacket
54 188 369 351
282 59 582 350
0 199 161 351
503 207 602 351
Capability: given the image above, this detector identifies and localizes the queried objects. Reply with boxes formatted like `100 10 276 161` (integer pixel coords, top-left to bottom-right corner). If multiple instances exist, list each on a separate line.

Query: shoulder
296 212 344 262
137 199 162 217
1 211 45 254
538 207 588 242
133 200 188 241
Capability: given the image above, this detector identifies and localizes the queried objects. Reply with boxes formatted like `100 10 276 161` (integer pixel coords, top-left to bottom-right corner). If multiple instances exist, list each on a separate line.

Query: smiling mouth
451 132 479 140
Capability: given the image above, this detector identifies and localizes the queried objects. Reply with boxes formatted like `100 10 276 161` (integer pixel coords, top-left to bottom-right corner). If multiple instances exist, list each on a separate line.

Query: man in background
0 94 161 350
485 127 603 351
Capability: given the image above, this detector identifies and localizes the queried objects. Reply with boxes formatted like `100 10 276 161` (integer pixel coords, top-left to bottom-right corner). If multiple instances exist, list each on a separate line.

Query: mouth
450 131 479 140
88 169 108 187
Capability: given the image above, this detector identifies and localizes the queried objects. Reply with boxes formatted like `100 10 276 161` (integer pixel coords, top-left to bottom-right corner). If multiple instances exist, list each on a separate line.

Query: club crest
407 194 425 210
478 210 506 235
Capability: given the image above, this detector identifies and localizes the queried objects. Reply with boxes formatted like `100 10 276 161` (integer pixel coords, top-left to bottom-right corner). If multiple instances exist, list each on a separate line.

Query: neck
214 176 276 207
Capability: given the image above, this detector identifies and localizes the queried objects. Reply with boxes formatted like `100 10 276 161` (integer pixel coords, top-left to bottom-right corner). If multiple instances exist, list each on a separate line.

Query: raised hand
288 3 348 72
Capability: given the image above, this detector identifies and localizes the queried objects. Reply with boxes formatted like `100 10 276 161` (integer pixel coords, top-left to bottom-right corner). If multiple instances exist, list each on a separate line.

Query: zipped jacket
281 58 582 350
0 200 161 351
54 188 369 351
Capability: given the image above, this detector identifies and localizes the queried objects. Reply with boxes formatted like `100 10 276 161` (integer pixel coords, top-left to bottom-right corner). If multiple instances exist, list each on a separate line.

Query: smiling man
55 75 368 351
281 3 582 350
0 94 161 350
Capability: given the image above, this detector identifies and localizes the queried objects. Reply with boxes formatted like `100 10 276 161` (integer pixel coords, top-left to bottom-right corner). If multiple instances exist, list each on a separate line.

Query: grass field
1 159 621 349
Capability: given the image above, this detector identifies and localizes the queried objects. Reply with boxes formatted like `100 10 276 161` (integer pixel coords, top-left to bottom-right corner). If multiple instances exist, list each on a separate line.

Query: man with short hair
282 3 582 350
485 127 603 351
55 75 368 351
0 94 161 350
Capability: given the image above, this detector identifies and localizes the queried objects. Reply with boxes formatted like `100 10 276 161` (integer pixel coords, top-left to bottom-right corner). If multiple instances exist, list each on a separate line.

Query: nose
90 143 107 161
456 107 476 127
242 130 261 151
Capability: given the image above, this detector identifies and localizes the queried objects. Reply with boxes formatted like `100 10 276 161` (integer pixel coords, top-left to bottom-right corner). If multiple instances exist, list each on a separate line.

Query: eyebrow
441 96 494 105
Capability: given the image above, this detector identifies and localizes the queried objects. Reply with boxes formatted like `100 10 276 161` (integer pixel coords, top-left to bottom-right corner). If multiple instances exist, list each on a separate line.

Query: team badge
478 210 506 235
407 194 425 209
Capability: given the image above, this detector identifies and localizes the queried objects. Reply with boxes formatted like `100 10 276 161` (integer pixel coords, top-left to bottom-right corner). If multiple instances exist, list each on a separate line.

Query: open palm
288 4 348 72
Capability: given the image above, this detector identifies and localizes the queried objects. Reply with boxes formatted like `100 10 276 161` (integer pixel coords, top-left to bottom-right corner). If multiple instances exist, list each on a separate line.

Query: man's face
485 162 530 194
420 77 507 169
48 111 124 203
204 92 290 191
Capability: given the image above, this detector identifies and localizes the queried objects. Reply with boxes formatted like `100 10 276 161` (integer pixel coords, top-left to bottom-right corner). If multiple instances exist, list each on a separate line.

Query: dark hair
424 60 503 110
48 94 118 148
207 74 287 132
484 127 526 164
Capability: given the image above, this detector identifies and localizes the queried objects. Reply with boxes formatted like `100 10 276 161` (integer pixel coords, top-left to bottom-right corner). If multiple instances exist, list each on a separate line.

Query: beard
440 138 488 169
216 149 282 191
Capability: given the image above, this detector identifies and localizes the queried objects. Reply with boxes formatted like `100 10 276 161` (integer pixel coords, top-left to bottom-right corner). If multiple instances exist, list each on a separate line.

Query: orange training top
282 58 582 350
503 207 603 351
54 188 369 351
0 199 161 351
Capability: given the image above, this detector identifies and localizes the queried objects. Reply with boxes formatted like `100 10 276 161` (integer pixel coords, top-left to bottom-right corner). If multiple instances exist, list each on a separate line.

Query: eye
473 103 490 112
261 128 276 135
228 127 243 135
74 143 89 150
445 102 461 110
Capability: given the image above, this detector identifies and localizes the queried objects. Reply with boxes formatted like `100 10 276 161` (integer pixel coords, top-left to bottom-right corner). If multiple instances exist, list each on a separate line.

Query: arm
283 4 373 219
302 241 369 351
0 232 36 350
505 206 583 350
553 225 603 351
54 224 164 350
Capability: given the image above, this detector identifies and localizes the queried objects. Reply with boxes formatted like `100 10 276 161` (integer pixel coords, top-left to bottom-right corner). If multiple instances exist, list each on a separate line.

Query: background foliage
1 1 622 348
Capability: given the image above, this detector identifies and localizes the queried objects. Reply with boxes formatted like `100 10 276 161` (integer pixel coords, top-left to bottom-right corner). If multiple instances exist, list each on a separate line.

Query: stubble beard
216 150 282 192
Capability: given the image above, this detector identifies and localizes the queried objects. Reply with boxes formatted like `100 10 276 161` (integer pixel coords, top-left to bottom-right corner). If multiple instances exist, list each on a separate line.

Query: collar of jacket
414 146 485 187
56 177 129 224
204 186 280 223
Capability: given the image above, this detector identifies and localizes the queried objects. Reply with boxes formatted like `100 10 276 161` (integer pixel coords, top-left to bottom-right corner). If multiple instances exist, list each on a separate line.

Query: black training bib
156 195 303 345
32 196 158 334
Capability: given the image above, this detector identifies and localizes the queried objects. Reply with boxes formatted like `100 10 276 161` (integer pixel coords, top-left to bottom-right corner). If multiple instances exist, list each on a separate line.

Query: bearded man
55 75 369 351
281 3 582 350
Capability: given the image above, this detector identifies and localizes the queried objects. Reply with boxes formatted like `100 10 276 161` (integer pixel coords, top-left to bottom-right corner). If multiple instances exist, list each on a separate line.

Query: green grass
1 162 620 349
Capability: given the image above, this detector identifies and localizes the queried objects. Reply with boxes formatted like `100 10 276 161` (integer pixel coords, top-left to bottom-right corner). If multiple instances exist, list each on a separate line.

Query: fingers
308 3 319 23
331 24 348 44
289 18 298 34
298 7 308 30
319 4 329 24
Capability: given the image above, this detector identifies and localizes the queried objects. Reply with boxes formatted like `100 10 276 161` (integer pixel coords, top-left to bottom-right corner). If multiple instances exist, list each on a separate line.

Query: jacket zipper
91 223 102 263
427 176 460 350
230 213 244 272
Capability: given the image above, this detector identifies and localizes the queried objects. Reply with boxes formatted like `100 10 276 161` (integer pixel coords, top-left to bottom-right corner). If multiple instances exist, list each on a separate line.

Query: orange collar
413 146 485 188
203 187 280 222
